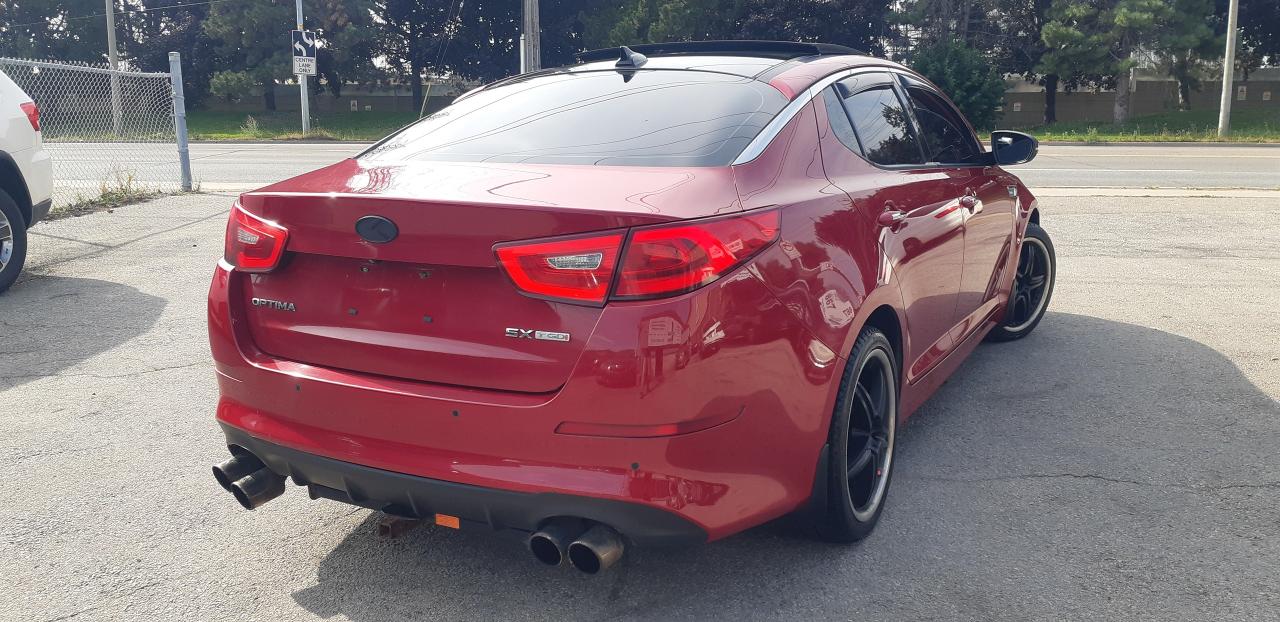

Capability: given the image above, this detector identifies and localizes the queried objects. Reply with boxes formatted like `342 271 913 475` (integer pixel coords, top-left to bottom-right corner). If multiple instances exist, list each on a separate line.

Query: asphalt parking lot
4 172 1280 618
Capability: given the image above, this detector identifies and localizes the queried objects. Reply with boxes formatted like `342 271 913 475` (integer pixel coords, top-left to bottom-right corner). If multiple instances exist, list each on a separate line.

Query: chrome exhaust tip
528 519 585 567
567 524 625 574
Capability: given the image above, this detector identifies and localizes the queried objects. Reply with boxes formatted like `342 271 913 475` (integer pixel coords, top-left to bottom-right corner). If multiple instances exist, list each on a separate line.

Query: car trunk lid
235 158 739 393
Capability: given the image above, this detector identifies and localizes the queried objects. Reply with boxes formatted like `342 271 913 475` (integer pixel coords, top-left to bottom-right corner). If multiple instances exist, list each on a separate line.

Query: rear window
362 70 788 167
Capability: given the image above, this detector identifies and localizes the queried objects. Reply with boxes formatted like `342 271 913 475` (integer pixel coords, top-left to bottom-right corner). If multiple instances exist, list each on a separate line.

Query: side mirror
990 130 1038 166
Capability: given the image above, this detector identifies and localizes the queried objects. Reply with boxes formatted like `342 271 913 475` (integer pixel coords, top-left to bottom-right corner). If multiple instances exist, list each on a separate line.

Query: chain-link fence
0 56 191 209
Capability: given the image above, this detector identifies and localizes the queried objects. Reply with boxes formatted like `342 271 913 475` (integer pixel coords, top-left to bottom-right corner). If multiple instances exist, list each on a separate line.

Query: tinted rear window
363 70 788 167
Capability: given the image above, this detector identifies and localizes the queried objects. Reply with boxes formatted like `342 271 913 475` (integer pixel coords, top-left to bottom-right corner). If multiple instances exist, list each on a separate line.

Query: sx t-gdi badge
355 215 398 244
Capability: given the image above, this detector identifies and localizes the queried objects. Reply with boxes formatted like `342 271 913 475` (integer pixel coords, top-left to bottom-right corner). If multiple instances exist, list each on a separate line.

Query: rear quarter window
839 85 923 167
363 70 788 167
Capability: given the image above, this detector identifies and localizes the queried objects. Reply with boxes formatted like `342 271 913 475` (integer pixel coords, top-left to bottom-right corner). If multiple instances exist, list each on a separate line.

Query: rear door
822 73 967 381
897 76 1016 329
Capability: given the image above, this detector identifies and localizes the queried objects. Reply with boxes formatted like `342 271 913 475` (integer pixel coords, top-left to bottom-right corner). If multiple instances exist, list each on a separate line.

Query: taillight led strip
20 102 40 132
224 204 289 273
494 209 779 306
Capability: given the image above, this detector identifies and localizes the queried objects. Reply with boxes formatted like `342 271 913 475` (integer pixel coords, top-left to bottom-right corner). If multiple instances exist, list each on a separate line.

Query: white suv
0 68 53 292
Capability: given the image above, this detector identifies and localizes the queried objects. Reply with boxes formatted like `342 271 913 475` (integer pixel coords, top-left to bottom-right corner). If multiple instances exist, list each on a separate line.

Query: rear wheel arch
862 305 903 378
0 153 32 226
819 301 905 436
1028 207 1040 227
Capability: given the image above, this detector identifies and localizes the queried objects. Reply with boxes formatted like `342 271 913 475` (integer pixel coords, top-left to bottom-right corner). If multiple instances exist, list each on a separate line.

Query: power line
2 0 235 31
434 0 464 70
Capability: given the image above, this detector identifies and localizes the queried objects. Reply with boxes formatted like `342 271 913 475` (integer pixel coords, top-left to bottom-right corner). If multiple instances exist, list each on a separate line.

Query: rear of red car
208 56 843 567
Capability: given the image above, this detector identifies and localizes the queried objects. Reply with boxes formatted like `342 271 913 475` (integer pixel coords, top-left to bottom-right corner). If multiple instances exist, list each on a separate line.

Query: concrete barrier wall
1002 80 1279 127
207 84 456 115
205 79 1277 127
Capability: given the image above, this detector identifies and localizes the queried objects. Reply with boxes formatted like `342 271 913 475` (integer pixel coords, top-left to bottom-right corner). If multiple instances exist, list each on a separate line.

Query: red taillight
494 210 779 305
495 233 624 304
613 210 779 300
20 101 39 132
224 204 289 272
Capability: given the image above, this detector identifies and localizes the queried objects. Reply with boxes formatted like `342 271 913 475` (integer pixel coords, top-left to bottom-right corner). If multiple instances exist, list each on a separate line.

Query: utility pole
1217 0 1239 137
522 0 541 72
295 0 310 135
104 0 122 135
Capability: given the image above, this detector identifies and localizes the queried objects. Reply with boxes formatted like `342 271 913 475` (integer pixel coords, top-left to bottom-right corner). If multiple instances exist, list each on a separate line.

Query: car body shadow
289 311 1280 620
0 276 165 392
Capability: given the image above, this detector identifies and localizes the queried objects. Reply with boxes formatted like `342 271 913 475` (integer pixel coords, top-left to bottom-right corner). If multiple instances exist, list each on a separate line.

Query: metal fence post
168 52 193 192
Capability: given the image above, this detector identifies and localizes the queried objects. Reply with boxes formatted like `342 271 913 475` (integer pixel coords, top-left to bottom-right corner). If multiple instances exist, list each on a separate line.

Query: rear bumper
209 256 844 541
30 198 51 225
9 145 53 221
221 423 707 546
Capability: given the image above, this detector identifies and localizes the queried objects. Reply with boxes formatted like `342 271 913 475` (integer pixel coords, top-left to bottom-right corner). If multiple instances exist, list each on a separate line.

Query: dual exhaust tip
529 519 625 574
214 453 624 573
212 452 286 510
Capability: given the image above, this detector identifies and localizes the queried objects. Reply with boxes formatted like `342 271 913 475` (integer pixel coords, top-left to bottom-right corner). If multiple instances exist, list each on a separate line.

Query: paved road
44 142 1280 198
1018 143 1279 189
4 190 1279 620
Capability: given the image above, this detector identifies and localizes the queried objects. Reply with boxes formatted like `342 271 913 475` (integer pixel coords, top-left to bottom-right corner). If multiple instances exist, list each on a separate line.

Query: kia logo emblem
355 215 398 244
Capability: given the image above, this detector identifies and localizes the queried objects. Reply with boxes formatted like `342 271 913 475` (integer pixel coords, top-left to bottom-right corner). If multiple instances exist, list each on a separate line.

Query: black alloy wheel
988 222 1055 342
814 327 898 542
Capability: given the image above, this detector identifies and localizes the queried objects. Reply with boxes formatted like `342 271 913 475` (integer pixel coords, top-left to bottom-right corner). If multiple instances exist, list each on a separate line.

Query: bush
209 71 256 103
909 41 1006 131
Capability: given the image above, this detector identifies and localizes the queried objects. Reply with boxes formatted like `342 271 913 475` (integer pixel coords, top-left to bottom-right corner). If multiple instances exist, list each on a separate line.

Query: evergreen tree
910 39 1007 129
204 0 376 111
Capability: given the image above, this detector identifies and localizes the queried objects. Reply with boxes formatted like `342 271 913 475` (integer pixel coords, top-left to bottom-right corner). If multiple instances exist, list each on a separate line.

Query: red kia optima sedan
209 41 1055 574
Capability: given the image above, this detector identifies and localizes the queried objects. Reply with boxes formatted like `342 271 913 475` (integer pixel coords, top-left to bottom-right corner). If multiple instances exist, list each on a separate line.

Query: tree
910 40 1007 129
583 0 892 55
375 0 510 113
736 0 892 53
1041 0 1157 123
540 0 604 67
896 0 995 50
205 0 376 112
986 0 1062 124
119 0 218 109
0 0 109 61
1041 0 1219 121
1153 0 1217 111
209 70 255 103
1217 0 1280 79
1238 0 1279 64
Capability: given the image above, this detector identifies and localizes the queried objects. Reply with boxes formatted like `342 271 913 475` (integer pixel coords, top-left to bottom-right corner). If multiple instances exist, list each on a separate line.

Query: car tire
814 327 898 543
986 222 1055 342
0 188 28 294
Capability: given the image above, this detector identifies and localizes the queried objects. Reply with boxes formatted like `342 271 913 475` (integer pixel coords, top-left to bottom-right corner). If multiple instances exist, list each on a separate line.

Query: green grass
186 110 420 141
54 172 171 219
1018 108 1280 143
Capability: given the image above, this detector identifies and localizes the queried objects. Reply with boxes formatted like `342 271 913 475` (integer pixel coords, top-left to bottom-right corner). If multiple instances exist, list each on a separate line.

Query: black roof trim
575 40 864 64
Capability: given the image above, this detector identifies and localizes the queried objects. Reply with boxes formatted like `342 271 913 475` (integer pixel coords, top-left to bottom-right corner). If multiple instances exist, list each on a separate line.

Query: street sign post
291 29 317 76
290 13 314 135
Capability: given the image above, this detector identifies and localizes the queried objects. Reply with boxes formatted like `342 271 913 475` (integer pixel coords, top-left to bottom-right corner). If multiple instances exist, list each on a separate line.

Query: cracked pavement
3 189 1279 621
